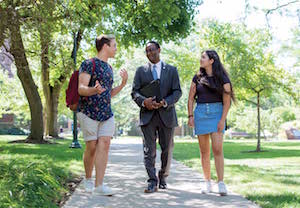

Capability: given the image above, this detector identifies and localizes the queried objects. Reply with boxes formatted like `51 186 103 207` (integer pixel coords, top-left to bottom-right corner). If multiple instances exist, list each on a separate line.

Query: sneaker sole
95 192 116 196
201 190 212 194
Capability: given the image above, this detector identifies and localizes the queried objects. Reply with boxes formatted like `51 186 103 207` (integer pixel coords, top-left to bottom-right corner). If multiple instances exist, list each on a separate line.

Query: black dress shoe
144 183 158 193
159 183 167 189
159 179 167 189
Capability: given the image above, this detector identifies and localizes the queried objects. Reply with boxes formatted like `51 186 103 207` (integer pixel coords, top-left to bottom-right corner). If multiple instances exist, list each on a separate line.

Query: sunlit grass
2 135 300 207
0 135 85 207
172 139 300 208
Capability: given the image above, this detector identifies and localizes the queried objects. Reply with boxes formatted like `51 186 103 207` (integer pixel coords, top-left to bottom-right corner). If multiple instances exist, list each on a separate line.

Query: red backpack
66 58 96 111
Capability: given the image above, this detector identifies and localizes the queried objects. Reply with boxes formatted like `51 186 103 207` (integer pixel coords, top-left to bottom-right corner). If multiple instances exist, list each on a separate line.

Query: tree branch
71 29 84 60
243 98 257 106
265 0 300 27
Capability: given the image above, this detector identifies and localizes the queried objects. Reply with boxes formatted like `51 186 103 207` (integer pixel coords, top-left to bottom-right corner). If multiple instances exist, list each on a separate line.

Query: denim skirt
194 102 225 135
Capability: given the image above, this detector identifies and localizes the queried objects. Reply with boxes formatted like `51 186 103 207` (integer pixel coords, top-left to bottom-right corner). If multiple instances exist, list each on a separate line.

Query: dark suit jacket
131 61 182 128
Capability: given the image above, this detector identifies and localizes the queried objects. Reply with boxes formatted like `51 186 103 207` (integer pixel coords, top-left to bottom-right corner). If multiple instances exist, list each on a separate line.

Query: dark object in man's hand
140 79 162 102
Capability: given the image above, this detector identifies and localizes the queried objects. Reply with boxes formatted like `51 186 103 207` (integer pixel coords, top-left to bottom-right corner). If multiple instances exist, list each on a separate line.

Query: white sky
197 0 299 39
195 0 300 70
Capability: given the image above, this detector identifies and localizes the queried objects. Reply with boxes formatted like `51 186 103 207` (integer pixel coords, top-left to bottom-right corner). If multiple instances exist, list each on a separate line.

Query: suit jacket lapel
160 61 167 84
144 63 154 81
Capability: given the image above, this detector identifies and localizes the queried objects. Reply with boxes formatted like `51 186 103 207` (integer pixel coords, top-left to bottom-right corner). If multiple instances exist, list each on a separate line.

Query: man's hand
120 69 128 85
94 80 106 94
144 98 167 110
152 99 166 109
144 97 156 110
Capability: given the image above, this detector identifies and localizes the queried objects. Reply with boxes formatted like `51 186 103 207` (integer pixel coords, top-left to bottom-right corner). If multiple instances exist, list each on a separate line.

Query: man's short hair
95 34 115 52
147 41 160 49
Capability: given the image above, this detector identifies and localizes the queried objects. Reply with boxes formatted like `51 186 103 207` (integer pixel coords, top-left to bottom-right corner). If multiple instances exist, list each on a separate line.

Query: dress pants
141 111 174 185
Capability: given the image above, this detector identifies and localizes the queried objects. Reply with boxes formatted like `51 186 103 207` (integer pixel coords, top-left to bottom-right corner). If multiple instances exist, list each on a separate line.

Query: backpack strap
91 58 96 74
88 58 96 87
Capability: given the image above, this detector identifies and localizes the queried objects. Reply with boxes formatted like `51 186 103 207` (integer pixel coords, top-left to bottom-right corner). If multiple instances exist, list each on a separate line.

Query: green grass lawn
0 135 85 208
2 135 300 208
172 139 300 208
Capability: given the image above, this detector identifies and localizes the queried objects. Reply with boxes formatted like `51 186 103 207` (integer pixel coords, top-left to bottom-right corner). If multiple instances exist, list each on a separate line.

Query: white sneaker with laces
201 180 212 194
83 178 94 193
218 181 228 196
94 184 116 196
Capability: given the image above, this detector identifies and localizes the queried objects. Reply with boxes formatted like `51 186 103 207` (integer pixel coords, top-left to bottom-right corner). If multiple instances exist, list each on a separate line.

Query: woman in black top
188 50 235 196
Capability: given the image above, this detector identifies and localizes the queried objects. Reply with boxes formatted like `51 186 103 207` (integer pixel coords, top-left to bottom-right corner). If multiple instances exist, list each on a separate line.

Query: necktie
152 64 158 80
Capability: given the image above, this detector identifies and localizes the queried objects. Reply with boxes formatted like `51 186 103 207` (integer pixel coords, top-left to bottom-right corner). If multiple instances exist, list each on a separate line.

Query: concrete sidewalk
63 138 259 208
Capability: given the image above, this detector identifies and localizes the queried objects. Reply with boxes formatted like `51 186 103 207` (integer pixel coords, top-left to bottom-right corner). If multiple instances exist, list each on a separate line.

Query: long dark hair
196 50 235 102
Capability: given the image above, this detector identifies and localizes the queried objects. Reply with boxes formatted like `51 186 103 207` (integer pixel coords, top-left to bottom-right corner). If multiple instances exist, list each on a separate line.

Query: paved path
63 138 259 208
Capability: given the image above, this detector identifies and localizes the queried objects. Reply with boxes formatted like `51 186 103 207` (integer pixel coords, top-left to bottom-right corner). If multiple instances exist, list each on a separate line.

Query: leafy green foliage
227 103 299 137
1 0 202 137
108 0 202 46
199 20 297 102
0 135 84 207
0 160 70 208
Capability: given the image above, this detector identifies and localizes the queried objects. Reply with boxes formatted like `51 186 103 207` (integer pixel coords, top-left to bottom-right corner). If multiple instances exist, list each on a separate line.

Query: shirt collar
150 60 161 69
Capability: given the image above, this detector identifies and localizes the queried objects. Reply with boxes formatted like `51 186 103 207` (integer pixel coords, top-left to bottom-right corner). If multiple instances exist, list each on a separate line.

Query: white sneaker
201 180 212 194
218 181 228 196
83 178 94 193
94 184 116 196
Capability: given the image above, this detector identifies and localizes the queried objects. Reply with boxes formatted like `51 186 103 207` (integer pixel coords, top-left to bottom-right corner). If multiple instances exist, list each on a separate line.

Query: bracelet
188 115 193 118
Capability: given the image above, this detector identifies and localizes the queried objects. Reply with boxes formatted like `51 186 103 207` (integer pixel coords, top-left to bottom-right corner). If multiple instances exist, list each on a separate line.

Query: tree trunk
39 27 62 138
48 86 61 137
256 92 261 152
40 30 83 138
43 83 62 138
181 118 185 137
39 28 51 135
43 109 47 135
8 9 44 142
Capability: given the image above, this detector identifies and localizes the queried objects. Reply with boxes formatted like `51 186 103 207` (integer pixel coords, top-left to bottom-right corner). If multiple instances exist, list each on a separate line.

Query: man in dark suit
131 41 182 193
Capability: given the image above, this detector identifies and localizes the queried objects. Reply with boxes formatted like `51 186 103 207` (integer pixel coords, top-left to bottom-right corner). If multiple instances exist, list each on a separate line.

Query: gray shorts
77 112 115 141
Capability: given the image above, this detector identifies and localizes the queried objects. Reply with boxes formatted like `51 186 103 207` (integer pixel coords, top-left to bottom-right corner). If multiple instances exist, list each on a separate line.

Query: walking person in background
187 50 235 196
77 34 128 196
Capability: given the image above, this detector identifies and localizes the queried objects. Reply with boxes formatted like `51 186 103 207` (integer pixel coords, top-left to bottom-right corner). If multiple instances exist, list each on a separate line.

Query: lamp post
70 32 81 148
